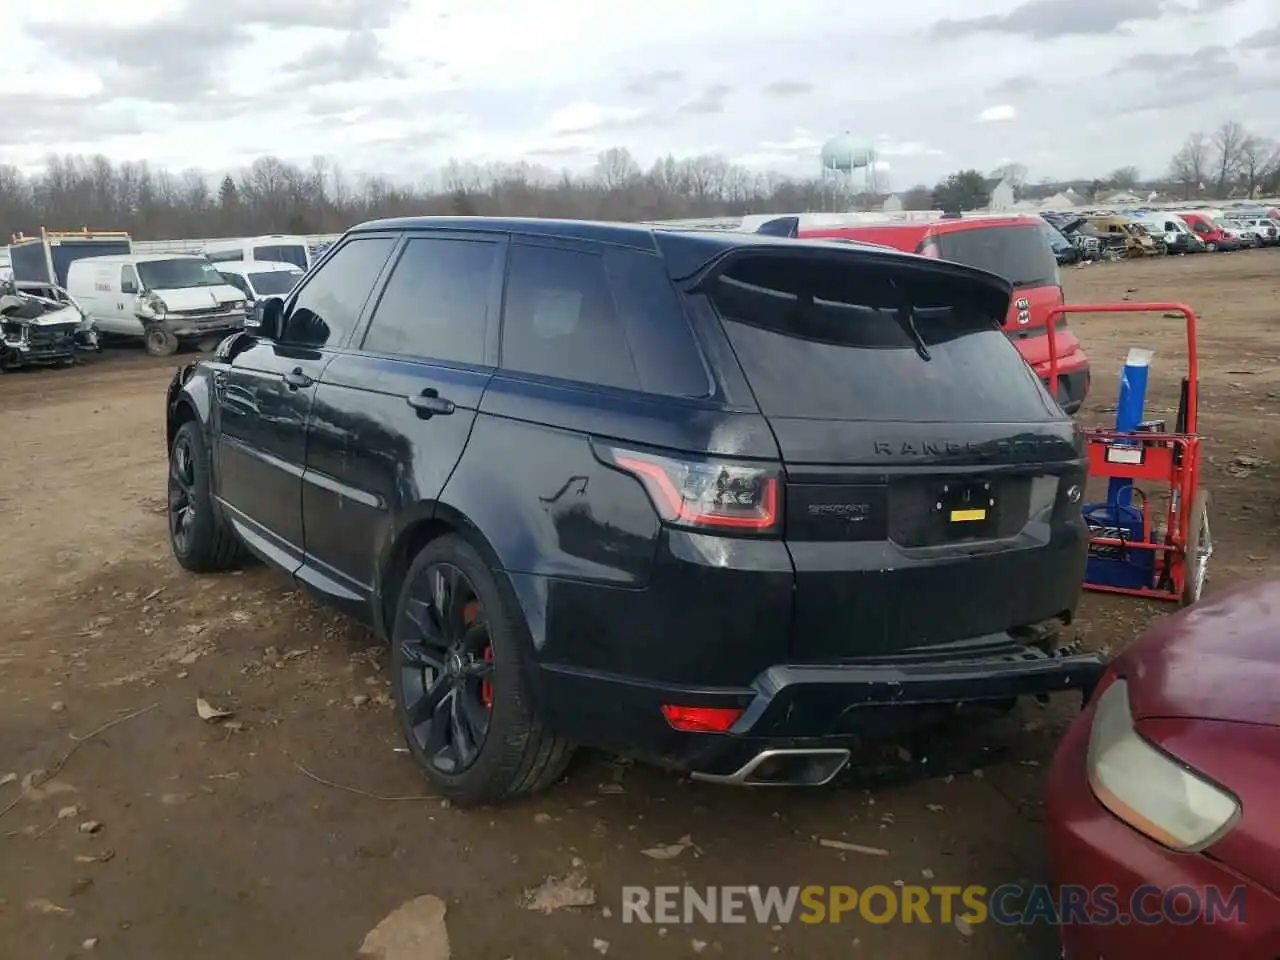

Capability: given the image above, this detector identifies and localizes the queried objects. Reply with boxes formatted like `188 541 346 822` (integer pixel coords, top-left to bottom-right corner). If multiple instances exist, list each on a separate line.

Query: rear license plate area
936 480 998 539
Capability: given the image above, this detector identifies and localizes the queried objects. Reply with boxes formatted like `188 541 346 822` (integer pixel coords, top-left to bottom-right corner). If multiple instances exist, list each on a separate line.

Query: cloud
25 18 248 102
874 137 945 157
621 69 684 96
987 75 1040 97
932 0 1167 40
197 0 409 30
677 83 733 115
761 80 814 97
0 93 146 147
546 101 655 135
1238 25 1280 51
5 0 1278 186
280 29 408 86
977 104 1018 122
1115 43 1242 94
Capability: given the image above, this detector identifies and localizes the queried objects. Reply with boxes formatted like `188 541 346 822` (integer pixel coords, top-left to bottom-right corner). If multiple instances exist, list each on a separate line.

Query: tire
390 534 574 806
1180 490 1211 607
1205 242 1217 253
167 420 246 572
145 325 179 357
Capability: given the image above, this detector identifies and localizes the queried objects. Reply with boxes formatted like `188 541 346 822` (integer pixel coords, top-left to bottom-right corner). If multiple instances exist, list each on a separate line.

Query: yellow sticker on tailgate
950 508 987 522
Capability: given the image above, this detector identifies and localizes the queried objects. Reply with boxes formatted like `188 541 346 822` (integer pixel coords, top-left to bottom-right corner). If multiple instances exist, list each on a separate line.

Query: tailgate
704 249 1087 663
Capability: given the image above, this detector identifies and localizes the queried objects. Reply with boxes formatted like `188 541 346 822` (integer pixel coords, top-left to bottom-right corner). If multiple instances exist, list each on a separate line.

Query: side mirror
121 281 138 294
246 297 284 339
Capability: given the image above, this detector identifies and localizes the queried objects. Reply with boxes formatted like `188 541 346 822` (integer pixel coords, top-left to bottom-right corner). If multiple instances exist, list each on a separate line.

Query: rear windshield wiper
889 280 931 362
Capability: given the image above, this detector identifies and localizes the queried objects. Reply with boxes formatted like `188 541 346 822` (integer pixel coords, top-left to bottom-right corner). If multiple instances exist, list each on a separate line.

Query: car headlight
1087 678 1240 851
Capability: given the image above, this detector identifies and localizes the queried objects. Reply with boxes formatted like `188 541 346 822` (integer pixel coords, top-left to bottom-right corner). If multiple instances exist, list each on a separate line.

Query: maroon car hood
1120 580 1280 726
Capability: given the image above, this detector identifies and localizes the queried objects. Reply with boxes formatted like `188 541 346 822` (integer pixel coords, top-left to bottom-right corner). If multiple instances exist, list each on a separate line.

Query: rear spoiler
753 216 800 239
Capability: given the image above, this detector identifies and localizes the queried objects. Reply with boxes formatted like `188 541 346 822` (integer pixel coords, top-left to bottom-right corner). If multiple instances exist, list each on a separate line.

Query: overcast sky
4 0 1277 187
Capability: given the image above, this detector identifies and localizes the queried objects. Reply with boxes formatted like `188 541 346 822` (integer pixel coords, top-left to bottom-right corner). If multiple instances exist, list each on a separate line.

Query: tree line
1 119 1275 243
0 150 864 242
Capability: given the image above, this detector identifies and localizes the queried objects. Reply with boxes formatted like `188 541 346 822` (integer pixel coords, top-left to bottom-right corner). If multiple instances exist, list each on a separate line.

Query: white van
203 235 313 270
1131 213 1202 254
66 254 247 356
213 260 305 308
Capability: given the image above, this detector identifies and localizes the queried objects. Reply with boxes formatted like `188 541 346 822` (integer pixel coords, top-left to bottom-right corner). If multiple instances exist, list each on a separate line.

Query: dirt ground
2 249 1278 960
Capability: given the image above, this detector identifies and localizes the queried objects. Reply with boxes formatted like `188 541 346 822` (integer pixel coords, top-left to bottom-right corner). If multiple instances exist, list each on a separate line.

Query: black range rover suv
165 217 1103 805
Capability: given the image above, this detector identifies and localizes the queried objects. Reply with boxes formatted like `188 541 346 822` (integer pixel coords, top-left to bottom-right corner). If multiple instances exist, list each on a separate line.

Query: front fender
165 361 214 452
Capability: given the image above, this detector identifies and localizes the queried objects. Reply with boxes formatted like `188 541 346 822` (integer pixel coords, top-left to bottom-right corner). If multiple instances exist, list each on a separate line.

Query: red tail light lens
661 705 744 733
601 445 781 534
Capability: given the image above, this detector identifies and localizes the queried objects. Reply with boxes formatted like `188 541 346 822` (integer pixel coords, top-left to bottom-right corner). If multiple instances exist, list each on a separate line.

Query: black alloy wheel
168 430 198 555
397 562 495 775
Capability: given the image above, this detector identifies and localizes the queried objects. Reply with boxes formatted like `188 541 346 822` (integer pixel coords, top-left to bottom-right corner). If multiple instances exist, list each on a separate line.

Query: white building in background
987 178 1016 211
1040 191 1078 208
1099 190 1144 204
882 194 903 212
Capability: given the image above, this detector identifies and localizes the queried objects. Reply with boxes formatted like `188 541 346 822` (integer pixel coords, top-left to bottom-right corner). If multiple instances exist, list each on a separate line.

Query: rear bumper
539 637 1106 779
1047 703 1280 958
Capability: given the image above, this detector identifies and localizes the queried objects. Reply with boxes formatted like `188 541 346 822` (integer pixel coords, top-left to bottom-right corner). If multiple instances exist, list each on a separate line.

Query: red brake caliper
463 601 494 710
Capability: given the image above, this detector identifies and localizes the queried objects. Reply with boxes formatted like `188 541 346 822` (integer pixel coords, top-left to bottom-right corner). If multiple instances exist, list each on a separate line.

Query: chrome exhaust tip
690 748 851 787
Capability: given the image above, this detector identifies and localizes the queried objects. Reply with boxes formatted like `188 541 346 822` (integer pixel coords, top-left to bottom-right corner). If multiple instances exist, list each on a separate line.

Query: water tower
820 133 880 208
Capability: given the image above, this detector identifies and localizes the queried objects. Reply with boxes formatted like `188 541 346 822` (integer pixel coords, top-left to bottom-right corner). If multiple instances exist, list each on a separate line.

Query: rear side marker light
603 445 781 533
661 705 744 733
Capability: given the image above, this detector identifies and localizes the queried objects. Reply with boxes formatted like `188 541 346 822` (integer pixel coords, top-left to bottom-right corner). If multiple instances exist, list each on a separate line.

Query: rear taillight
600 445 782 534
661 705 743 733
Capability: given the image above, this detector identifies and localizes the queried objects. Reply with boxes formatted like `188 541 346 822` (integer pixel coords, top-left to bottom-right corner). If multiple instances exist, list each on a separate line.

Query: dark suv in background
165 217 1102 805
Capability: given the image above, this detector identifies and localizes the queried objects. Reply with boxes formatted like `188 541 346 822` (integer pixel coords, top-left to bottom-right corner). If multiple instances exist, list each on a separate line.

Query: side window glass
604 248 709 398
281 237 395 348
121 266 138 292
361 237 499 365
220 273 248 295
500 244 639 390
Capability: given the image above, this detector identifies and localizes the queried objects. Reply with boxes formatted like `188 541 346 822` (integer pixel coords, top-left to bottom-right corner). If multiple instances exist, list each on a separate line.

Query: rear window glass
709 255 1056 423
252 245 308 270
249 270 302 295
928 224 1059 289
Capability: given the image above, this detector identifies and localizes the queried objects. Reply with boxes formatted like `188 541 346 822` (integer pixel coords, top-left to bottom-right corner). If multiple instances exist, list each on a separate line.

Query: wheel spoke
458 622 490 656
431 564 474 641
405 673 450 728
402 597 445 645
421 690 453 764
459 685 490 738
450 692 479 766
398 638 445 671
463 658 493 679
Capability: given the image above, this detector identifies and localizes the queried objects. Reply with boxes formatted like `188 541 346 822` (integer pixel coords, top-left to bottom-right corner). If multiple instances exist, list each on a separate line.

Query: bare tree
1169 133 1210 199
593 148 640 191
1212 120 1247 198
1108 166 1140 189
1238 136 1279 199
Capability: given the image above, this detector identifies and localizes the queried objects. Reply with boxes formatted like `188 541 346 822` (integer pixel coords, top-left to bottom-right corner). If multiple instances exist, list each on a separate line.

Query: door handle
406 389 455 418
283 368 313 390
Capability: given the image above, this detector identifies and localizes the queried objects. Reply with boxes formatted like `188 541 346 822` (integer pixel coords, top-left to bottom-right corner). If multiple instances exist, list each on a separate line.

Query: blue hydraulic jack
1045 302 1209 607
1082 348 1160 591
